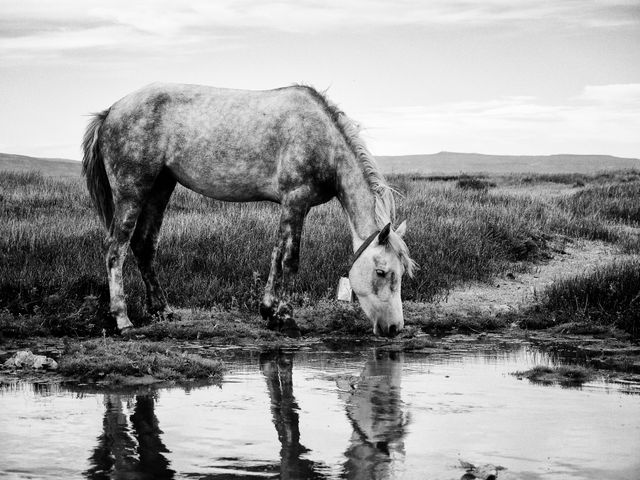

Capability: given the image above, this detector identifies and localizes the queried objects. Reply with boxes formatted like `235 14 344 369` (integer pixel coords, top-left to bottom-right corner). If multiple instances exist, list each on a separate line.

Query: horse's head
349 221 416 337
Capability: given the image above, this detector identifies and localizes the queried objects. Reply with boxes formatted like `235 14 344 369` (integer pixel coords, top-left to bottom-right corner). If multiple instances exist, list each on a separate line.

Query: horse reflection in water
85 394 174 480
260 352 326 479
260 350 407 479
83 351 406 479
341 351 408 479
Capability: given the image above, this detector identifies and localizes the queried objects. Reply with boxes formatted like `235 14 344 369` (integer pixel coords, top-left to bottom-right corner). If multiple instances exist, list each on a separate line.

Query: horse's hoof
114 314 134 331
280 317 301 338
260 303 281 330
266 316 280 331
260 303 274 319
282 326 301 338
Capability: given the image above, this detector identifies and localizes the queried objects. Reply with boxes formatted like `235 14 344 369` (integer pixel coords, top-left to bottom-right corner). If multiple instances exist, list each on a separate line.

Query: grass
58 338 224 383
391 169 640 187
512 365 595 387
523 258 640 337
514 170 640 186
557 182 640 227
456 174 496 191
1 170 639 338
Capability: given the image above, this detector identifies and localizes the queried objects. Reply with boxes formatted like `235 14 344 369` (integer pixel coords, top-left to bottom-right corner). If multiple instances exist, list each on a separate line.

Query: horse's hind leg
106 197 145 331
130 169 177 319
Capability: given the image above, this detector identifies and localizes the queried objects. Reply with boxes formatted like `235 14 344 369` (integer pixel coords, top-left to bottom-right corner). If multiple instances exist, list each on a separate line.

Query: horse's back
100 83 340 203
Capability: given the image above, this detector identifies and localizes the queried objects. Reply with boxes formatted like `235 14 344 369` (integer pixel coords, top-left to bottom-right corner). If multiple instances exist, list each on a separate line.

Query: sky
1 0 639 160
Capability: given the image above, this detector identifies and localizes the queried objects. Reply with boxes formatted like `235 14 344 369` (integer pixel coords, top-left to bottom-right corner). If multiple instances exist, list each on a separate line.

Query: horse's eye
375 269 386 277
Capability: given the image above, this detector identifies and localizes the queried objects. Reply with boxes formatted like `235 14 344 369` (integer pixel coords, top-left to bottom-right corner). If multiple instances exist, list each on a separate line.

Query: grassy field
1 169 639 338
377 152 640 175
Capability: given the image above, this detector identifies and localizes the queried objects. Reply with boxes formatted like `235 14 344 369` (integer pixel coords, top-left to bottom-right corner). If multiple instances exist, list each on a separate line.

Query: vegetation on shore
523 258 640 337
1 169 639 341
512 365 595 387
58 338 224 384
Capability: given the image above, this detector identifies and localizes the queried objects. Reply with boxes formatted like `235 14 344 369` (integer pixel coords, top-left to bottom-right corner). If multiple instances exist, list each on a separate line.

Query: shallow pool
1 344 639 479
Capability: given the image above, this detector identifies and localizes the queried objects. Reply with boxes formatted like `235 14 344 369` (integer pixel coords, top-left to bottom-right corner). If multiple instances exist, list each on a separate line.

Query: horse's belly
166 160 278 202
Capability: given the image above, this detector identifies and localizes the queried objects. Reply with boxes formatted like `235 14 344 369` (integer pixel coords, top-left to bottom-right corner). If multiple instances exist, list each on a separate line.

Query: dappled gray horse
83 83 415 336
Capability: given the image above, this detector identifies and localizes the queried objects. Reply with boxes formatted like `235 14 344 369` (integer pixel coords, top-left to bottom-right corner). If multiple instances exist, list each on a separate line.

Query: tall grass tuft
538 259 640 337
456 175 496 191
557 182 640 225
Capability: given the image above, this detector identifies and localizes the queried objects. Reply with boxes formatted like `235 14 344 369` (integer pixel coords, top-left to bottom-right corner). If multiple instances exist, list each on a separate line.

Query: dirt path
432 238 633 317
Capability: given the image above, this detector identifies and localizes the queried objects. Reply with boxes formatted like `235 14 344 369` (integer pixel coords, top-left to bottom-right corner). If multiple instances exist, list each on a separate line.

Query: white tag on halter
337 277 353 302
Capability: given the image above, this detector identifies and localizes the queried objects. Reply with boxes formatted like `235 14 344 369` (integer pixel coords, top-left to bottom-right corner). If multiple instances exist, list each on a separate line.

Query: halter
347 230 380 274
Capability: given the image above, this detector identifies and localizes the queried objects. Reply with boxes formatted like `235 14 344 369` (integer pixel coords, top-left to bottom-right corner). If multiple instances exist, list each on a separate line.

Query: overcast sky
1 0 639 160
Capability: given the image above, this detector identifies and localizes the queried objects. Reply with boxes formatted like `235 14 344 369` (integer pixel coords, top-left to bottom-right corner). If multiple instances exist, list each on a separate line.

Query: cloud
3 83 639 160
2 25 135 51
85 0 640 32
577 84 640 106
356 84 640 157
1 0 637 59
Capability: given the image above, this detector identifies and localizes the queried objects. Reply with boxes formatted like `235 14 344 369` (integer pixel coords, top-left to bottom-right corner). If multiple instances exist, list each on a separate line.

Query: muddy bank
2 315 639 388
0 334 225 388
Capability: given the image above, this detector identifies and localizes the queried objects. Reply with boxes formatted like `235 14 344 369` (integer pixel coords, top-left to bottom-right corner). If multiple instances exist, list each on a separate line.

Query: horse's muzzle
377 322 401 338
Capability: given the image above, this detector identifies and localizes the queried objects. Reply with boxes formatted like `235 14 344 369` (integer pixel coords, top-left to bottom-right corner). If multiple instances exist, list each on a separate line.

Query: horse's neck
347 360 403 439
336 157 379 251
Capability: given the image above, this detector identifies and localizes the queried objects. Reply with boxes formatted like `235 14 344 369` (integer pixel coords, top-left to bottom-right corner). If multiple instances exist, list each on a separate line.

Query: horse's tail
82 109 113 229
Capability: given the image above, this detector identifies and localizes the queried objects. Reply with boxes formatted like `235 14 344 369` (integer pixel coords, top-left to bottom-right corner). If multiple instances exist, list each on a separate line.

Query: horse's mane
297 85 416 277
296 85 395 226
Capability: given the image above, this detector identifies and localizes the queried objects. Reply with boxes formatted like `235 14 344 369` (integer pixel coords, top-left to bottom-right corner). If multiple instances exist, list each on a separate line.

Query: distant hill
376 152 640 175
0 153 80 177
2 151 640 178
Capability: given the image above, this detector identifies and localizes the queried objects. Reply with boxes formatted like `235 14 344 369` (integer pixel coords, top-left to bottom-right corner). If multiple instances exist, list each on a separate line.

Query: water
1 344 639 479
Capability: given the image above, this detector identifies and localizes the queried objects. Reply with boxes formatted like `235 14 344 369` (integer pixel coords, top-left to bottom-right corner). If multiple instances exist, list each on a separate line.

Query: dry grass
1 170 639 338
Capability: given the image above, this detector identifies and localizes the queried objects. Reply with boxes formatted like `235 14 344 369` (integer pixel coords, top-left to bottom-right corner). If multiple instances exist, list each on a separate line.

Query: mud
2 326 639 387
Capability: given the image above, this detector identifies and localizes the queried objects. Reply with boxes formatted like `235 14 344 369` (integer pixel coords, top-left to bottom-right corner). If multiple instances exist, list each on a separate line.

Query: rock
3 350 58 370
32 355 58 370
6 350 35 367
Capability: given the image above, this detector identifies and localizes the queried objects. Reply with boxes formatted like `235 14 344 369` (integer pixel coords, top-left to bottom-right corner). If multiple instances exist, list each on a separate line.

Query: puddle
1 345 639 479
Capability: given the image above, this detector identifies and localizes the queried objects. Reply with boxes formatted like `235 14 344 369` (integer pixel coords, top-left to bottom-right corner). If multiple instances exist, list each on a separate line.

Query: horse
82 83 416 337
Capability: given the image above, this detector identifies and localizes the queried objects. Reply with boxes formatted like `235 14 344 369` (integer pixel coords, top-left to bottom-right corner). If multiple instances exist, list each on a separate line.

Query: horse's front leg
260 200 307 338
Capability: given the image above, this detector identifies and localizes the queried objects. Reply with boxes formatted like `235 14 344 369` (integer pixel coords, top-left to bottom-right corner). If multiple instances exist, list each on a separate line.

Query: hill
2 151 639 178
0 153 81 177
376 152 640 175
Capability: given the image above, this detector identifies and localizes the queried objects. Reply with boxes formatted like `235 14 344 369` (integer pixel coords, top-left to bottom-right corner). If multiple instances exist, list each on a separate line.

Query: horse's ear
378 223 391 245
395 220 407 238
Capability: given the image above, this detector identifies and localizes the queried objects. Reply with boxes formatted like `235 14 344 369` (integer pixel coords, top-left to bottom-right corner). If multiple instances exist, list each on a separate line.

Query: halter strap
347 230 380 273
